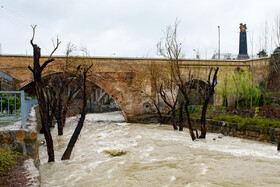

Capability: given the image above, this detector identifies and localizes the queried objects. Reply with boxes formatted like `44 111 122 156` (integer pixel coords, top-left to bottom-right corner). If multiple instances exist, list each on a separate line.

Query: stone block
9 130 18 140
26 143 35 157
259 134 265 141
237 131 245 135
12 140 27 156
254 126 260 132
29 131 37 140
232 123 238 130
249 131 259 138
0 131 13 144
268 128 274 134
24 131 37 143
237 124 243 131
217 121 222 126
227 123 233 128
16 130 25 141
274 128 280 135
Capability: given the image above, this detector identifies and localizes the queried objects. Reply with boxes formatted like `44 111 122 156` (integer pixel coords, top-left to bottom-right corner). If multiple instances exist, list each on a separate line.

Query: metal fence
0 90 37 128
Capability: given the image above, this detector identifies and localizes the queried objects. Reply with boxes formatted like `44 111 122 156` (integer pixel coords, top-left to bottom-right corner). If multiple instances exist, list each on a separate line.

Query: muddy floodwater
39 111 280 187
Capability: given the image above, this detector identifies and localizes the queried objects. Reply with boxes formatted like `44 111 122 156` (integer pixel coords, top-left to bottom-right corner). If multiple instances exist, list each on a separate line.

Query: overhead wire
0 4 34 25
0 4 54 54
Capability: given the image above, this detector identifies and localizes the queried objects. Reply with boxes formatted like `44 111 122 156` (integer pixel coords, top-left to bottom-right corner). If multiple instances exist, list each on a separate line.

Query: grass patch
191 112 280 130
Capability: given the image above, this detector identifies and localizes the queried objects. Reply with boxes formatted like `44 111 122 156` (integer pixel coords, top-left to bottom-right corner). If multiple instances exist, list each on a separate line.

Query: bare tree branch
28 65 34 73
50 37 61 57
30 25 37 46
40 59 54 72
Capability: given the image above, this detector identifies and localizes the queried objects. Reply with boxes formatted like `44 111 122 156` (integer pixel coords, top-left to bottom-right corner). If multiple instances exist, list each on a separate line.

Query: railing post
14 93 17 118
20 90 26 128
0 96 2 115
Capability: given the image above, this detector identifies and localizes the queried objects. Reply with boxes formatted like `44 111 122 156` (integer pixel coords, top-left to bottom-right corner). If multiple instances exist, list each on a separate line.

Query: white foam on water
200 163 208 176
39 111 280 187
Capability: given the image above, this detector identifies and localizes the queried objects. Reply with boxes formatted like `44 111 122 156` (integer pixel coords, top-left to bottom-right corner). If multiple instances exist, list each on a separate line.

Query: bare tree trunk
62 109 67 126
184 103 196 141
178 102 184 131
199 67 219 139
199 98 209 138
61 66 91 160
159 84 178 130
29 40 56 162
56 94 64 136
171 107 178 130
152 99 163 124
161 110 172 124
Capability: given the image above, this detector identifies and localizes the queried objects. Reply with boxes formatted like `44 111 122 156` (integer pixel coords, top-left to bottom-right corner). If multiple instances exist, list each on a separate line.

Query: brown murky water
39 111 280 187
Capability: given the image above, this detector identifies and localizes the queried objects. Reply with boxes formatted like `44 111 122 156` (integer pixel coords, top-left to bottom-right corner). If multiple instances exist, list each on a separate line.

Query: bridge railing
0 91 38 128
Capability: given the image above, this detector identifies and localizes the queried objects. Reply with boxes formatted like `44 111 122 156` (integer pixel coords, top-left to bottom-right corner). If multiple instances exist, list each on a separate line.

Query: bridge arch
20 72 132 121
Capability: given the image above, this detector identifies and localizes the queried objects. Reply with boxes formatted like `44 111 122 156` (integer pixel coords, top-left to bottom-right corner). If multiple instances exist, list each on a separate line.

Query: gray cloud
0 0 279 58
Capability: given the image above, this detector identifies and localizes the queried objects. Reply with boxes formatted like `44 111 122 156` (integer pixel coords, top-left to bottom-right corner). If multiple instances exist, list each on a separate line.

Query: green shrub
203 112 280 129
0 144 21 176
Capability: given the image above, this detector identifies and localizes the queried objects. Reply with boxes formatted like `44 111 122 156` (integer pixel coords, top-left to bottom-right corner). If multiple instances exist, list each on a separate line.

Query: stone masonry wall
0 107 39 167
193 118 280 144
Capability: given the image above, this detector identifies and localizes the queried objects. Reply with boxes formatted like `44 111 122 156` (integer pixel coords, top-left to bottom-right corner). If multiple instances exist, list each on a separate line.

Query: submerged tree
157 21 219 139
198 67 219 138
158 78 179 130
49 43 81 136
157 20 186 131
157 20 196 137
61 63 92 160
29 26 93 162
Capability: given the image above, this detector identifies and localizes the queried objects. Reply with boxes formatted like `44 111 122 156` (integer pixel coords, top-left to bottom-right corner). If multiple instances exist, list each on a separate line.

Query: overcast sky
0 0 279 59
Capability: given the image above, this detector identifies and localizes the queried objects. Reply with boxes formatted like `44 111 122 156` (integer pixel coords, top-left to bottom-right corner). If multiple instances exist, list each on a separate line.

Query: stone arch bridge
0 55 270 122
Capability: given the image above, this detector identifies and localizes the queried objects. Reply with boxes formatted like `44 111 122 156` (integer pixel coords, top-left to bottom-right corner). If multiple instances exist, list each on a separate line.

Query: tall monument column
238 23 249 59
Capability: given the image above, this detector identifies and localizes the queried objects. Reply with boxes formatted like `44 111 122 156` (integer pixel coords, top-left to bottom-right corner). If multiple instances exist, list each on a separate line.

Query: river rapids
38 111 280 186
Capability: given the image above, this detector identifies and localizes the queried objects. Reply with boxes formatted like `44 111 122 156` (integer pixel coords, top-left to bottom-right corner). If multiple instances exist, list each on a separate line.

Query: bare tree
273 13 280 48
28 25 61 162
61 64 92 160
157 21 197 138
159 80 179 130
198 67 219 138
52 44 81 136
157 21 219 139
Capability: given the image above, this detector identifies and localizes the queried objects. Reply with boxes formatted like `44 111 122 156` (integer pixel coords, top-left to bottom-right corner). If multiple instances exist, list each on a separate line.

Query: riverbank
0 158 40 186
132 113 280 145
0 107 40 186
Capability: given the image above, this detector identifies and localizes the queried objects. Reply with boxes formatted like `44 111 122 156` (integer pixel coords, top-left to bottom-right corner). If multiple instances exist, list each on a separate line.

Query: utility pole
218 26 220 59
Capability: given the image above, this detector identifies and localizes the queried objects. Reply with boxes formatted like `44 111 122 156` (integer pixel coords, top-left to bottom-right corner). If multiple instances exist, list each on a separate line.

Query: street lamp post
218 26 220 59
